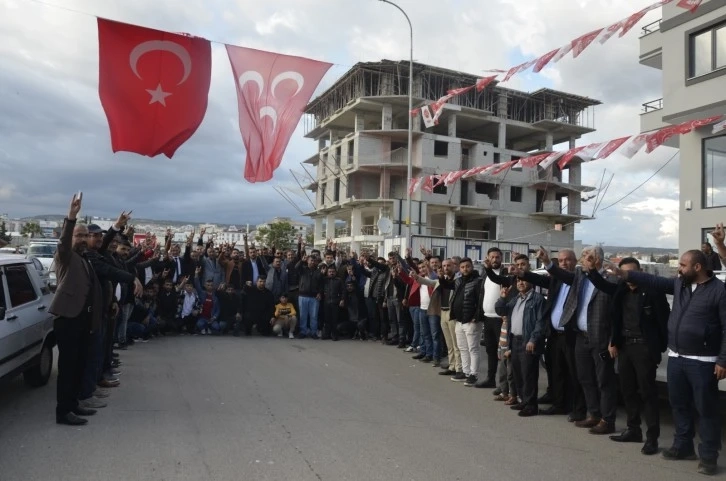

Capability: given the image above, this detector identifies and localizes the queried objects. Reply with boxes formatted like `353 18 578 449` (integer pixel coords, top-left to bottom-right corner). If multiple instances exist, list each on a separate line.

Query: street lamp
378 0 413 241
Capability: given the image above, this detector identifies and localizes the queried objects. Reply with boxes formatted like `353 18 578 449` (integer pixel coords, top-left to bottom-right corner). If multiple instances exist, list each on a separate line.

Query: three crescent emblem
237 70 305 131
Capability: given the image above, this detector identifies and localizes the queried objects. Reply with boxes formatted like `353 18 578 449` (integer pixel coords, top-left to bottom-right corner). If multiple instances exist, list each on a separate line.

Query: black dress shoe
641 439 659 455
609 428 643 443
420 356 432 363
518 406 538 417
412 353 425 360
539 406 567 415
537 392 553 404
568 413 586 423
474 378 496 388
510 403 525 411
56 412 88 426
439 369 456 376
72 406 97 417
662 446 698 460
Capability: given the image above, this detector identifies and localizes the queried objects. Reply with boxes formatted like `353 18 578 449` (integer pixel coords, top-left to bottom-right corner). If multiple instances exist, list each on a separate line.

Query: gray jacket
495 291 546 353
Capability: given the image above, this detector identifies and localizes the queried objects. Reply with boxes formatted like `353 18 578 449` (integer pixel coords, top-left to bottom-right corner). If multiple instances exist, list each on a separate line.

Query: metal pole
379 0 413 241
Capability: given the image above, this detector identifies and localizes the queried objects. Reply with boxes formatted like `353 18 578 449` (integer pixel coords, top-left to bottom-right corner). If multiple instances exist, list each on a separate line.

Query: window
703 135 726 208
6 265 37 308
510 186 523 202
475 182 499 199
434 141 448 157
432 176 447 195
689 23 726 78
334 179 340 202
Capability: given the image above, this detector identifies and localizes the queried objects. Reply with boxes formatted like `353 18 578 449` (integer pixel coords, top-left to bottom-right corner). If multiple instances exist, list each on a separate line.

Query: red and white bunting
421 176 435 193
678 0 703 13
572 29 605 58
539 151 566 170
514 153 550 168
533 49 559 73
557 146 587 169
595 21 624 45
620 134 649 159
475 76 497 91
491 160 519 175
462 165 493 178
593 136 632 159
713 119 726 134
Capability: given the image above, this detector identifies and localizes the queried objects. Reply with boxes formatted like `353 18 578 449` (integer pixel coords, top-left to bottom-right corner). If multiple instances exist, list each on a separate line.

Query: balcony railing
641 19 661 37
642 98 663 113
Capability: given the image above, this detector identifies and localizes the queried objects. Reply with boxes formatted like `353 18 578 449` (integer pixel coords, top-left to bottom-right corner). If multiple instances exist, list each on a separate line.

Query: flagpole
378 0 413 242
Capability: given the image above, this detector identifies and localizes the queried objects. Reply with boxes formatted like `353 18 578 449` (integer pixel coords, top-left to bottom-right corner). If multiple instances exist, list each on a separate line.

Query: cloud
0 0 684 246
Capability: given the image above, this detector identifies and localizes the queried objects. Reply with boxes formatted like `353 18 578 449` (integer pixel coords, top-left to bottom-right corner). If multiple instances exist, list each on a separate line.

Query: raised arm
712 223 726 264
622 270 676 295
55 194 82 268
485 267 513 287
585 268 618 296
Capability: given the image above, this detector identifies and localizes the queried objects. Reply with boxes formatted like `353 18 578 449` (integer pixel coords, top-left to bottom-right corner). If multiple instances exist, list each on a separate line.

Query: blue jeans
409 307 423 348
298 296 319 336
667 356 722 461
426 315 441 359
195 318 227 333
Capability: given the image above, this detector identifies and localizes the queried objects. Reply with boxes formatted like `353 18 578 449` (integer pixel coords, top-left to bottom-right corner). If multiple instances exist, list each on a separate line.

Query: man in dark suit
49 194 141 425
515 250 586 421
583 256 670 455
538 246 617 435
242 233 269 286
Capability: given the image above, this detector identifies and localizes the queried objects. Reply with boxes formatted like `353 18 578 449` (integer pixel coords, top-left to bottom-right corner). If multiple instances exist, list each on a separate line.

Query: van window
6 265 38 307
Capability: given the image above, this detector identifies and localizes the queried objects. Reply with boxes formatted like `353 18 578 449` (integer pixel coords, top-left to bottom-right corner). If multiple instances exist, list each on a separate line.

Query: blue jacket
628 271 726 366
194 276 221 319
495 290 546 354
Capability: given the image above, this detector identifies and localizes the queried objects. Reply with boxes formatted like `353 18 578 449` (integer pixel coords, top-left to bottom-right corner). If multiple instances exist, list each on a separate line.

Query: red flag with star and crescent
97 19 212 158
226 45 332 183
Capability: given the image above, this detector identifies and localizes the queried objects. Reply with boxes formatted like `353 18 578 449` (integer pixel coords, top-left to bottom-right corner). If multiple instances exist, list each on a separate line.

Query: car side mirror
0 307 5 321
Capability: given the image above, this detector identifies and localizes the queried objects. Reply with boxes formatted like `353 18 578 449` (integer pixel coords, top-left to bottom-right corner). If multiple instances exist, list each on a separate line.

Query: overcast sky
0 0 682 247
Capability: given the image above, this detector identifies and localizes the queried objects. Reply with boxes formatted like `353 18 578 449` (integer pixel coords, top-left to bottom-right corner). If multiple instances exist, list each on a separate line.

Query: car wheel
23 341 53 387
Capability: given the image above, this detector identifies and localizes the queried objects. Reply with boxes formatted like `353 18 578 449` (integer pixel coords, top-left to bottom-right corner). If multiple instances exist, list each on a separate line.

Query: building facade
639 0 726 251
303 60 600 254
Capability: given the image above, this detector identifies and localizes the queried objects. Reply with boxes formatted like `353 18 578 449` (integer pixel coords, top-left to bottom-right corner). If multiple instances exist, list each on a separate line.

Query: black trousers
54 315 90 417
575 334 618 423
550 331 586 416
377 300 390 340
365 298 379 338
483 316 503 380
511 336 540 407
619 342 660 440
323 303 340 339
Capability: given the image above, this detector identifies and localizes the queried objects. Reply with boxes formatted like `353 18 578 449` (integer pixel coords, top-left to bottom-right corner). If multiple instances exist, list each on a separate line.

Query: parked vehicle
0 257 55 387
25 240 58 291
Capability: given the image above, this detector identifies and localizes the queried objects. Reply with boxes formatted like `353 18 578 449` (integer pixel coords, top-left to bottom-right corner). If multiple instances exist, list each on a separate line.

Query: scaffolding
304 60 600 136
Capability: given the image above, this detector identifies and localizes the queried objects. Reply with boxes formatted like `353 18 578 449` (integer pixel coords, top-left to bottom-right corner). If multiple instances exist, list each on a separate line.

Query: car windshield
27 244 57 258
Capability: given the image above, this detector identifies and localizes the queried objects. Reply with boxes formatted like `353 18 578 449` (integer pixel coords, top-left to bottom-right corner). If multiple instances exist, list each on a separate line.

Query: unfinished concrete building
302 60 600 254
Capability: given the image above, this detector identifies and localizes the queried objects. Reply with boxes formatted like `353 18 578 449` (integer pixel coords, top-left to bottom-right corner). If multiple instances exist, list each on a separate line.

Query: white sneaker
404 346 414 352
277 332 283 337
289 332 295 339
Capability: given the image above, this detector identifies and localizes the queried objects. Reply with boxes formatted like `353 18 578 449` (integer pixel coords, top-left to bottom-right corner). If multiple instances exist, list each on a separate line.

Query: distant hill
600 245 678 255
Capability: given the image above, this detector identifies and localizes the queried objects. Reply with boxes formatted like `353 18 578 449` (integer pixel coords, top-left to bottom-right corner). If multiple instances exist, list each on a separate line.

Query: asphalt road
0 336 718 480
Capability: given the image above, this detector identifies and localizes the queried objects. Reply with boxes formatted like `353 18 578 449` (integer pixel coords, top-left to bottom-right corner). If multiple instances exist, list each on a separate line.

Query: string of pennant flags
408 116 726 195
412 0 703 126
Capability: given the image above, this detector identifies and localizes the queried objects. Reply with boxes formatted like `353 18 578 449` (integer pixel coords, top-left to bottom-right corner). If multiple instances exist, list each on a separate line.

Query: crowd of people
49 193 726 476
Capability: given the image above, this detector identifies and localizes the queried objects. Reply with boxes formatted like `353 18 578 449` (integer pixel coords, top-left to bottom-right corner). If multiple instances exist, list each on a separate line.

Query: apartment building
639 0 726 251
303 60 600 253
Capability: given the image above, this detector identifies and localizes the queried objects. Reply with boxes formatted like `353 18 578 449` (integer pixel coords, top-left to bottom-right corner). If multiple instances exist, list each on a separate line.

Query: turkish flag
533 49 559 73
593 136 631 159
226 45 332 183
677 0 702 13
572 29 604 58
97 19 211 158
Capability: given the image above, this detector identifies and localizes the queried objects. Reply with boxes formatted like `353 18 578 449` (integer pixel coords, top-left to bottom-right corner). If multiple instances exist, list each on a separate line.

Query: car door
0 265 28 377
4 263 45 368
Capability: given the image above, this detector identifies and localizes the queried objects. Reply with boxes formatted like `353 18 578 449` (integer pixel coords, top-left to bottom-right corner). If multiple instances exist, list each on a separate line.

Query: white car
25 240 58 291
0 257 55 386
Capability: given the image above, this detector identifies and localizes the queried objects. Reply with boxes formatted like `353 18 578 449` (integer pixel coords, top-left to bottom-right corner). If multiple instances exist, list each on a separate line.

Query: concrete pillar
447 114 457 138
569 136 577 149
354 114 365 132
350 208 362 252
382 104 393 131
318 138 326 150
545 132 554 151
568 164 582 216
445 210 456 237
314 217 324 243
497 94 508 153
325 214 335 240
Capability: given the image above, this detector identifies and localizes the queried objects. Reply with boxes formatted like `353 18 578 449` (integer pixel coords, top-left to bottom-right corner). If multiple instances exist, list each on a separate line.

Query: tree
305 232 314 245
255 221 297 249
21 222 43 238
0 221 11 243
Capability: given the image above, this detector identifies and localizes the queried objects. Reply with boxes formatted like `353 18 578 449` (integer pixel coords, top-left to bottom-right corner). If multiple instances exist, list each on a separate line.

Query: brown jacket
416 275 444 316
48 218 103 331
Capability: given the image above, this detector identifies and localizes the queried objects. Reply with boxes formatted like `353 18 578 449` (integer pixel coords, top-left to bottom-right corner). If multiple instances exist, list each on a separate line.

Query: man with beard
244 276 275 336
242 234 269 286
477 247 505 388
609 249 726 476
49 194 141 425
